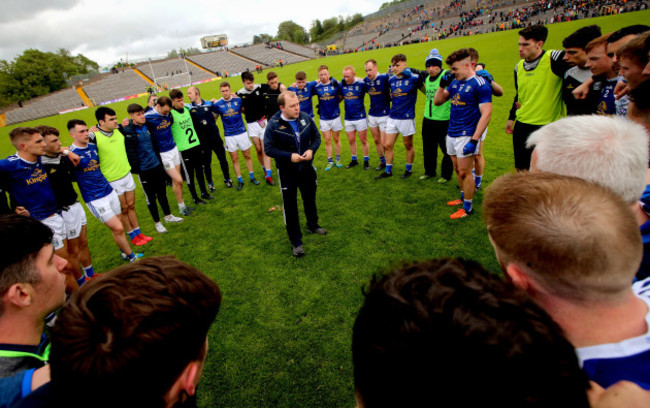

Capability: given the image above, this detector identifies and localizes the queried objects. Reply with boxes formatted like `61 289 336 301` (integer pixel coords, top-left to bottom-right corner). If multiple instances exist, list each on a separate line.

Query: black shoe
251 178 261 186
363 161 370 170
224 180 234 188
307 227 328 235
201 193 214 200
209 184 216 192
236 181 244 191
400 170 413 179
375 163 386 171
346 160 359 169
375 172 393 180
266 178 276 186
194 198 207 205
292 245 305 257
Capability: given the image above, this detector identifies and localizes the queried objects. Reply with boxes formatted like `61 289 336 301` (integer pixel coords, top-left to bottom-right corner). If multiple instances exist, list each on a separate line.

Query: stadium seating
278 42 316 59
188 51 255 77
5 88 84 125
83 70 150 105
229 44 309 66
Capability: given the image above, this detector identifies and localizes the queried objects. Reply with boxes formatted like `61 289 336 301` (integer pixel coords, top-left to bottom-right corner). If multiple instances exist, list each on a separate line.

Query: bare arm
434 87 449 106
472 103 492 141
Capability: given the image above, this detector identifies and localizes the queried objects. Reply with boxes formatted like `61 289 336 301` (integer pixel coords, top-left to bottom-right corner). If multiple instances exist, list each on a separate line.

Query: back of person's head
352 257 590 408
49 256 222 408
483 172 641 303
608 25 650 43
126 104 144 114
156 96 172 108
519 24 548 42
526 115 648 204
563 25 602 49
0 214 53 317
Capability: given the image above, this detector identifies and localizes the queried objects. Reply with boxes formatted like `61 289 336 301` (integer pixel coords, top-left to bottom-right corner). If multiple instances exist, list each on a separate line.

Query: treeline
251 13 364 45
0 48 98 108
380 0 412 10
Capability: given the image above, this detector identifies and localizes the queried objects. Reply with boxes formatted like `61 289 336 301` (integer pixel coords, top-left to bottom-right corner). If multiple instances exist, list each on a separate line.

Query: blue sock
265 169 272 178
475 174 483 187
328 157 333 163
380 156 386 164
406 163 412 172
460 191 464 200
386 164 393 174
351 155 357 161
237 176 243 183
127 252 136 260
336 155 341 161
76 275 86 286
82 265 95 278
472 168 476 177
364 156 369 163
262 166 266 172
463 199 473 212
249 172 255 180
127 230 137 240
133 227 141 236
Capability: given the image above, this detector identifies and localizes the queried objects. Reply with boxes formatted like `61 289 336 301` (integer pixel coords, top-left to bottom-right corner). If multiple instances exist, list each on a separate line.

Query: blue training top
311 80 341 121
68 144 113 202
341 79 367 121
364 73 391 117
388 70 424 120
0 154 59 220
288 81 317 117
213 97 247 136
446 75 492 138
144 109 176 153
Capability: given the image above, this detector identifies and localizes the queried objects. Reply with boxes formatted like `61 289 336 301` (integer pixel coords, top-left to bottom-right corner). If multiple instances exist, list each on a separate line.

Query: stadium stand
136 58 216 89
5 88 84 125
277 42 316 58
229 44 308 66
188 51 255 77
83 70 151 105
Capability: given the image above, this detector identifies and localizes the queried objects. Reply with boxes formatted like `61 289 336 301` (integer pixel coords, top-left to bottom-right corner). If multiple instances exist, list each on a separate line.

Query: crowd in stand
2 15 650 408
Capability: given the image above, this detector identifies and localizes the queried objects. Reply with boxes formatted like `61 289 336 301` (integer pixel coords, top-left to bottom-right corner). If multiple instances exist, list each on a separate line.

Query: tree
167 47 202 59
253 33 273 44
322 17 338 32
0 48 98 107
309 20 324 40
276 20 309 44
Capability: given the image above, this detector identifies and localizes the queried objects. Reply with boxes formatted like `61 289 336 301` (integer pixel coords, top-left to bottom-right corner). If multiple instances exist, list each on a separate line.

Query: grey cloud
0 0 80 23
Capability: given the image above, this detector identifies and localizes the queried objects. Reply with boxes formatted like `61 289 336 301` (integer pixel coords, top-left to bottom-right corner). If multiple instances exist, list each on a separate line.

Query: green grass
2 11 649 407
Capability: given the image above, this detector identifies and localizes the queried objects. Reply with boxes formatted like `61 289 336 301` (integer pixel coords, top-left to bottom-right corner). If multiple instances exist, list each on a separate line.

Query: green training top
515 51 565 125
94 128 131 182
170 108 201 152
424 70 451 121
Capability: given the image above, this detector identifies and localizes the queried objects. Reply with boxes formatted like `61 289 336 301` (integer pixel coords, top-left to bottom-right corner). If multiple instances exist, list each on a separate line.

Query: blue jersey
311 81 341 121
447 75 492 138
68 144 113 203
0 155 58 220
144 109 176 153
389 71 425 120
288 81 316 117
577 278 650 389
594 77 617 116
341 79 367 121
213 97 247 137
364 73 391 117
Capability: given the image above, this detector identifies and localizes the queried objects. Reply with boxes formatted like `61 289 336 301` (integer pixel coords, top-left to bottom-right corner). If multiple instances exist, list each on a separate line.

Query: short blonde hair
484 172 641 303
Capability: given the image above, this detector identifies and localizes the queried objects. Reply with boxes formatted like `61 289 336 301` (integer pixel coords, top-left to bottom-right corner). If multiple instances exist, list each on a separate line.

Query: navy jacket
264 111 321 171
120 122 162 174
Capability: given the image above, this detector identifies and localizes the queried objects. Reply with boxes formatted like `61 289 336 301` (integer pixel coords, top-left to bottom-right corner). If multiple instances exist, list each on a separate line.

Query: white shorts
368 115 388 131
386 118 416 137
61 202 87 240
345 119 368 132
109 173 136 196
86 190 122 224
247 120 267 140
224 132 253 153
320 117 343 132
446 135 482 158
160 147 181 170
40 213 65 250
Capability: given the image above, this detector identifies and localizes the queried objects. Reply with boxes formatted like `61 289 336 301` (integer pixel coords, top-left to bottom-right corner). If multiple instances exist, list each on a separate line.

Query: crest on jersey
300 119 306 126
405 80 409 86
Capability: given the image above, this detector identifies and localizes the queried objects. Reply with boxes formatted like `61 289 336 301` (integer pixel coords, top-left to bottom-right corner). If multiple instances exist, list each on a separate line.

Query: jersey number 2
186 128 197 144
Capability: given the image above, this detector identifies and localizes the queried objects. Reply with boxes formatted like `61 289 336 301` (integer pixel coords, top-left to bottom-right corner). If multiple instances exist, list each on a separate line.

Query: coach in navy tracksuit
264 91 326 257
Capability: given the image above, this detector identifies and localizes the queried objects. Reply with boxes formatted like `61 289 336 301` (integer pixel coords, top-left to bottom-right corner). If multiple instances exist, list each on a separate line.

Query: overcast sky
0 0 379 67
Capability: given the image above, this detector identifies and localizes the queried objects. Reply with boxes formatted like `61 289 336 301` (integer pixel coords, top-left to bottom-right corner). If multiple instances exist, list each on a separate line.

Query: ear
505 263 531 291
4 283 33 308
178 361 201 397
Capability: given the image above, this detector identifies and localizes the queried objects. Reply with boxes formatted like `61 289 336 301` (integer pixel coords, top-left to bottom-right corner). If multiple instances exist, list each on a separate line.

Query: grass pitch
1 11 649 407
